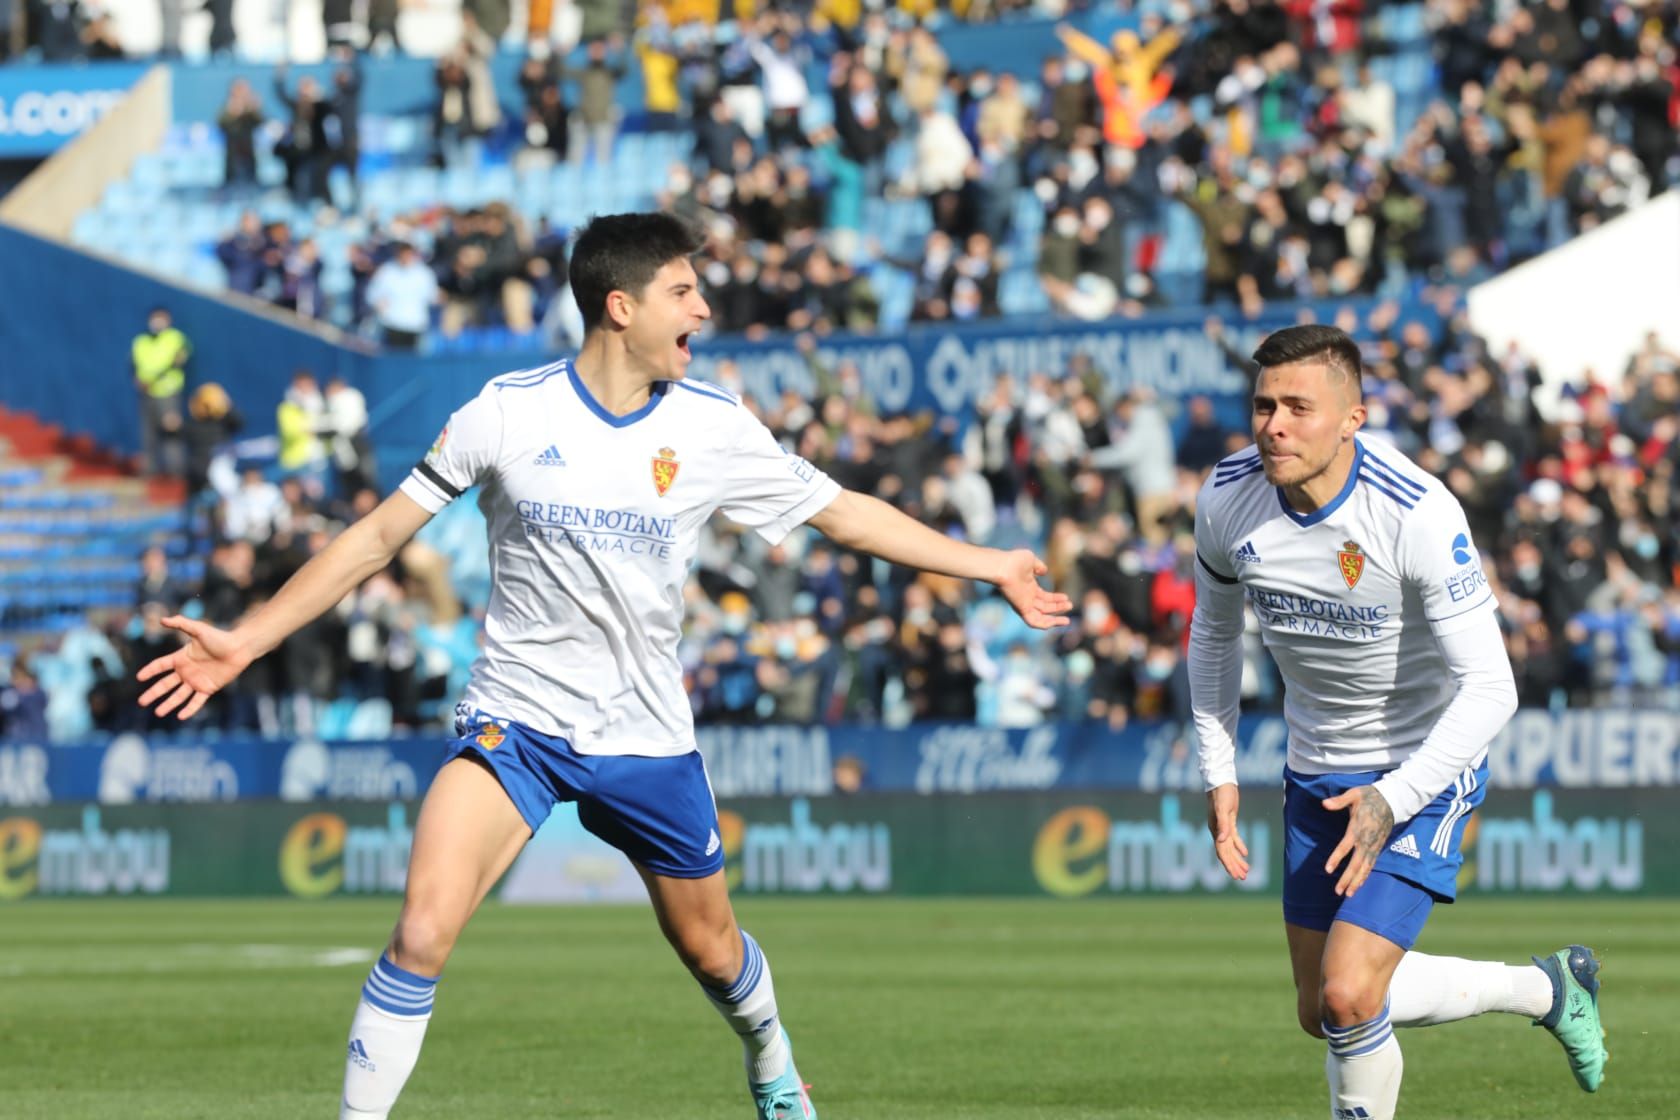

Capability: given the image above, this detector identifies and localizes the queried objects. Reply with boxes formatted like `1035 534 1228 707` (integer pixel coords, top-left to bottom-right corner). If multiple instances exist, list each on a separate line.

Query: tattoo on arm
1352 787 1394 862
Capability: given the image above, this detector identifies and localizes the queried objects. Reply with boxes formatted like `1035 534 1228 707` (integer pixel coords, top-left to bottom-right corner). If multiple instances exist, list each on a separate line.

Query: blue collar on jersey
567 363 670 428
1276 439 1364 527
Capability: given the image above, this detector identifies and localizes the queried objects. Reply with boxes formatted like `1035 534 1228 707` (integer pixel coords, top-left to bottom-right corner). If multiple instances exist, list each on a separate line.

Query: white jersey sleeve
399 386 504 513
1189 471 1246 790
718 411 842 544
1395 488 1496 635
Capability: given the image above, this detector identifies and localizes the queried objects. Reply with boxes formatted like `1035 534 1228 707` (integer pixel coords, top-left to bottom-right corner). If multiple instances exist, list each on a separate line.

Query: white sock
341 955 438 1119
1388 952 1554 1027
1325 1002 1403 1120
700 930 791 1085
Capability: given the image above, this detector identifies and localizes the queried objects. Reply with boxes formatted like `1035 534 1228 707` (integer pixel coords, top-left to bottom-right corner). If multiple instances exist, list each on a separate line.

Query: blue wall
0 223 354 455
0 221 1397 471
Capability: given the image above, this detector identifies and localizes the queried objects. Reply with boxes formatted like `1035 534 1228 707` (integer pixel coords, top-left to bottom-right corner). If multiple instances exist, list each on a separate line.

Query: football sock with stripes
1324 1001 1402 1120
340 954 438 1119
699 930 791 1085
1387 952 1555 1026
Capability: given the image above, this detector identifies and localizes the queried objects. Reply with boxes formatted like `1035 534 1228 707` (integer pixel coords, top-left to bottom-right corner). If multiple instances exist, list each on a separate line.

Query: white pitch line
0 944 374 977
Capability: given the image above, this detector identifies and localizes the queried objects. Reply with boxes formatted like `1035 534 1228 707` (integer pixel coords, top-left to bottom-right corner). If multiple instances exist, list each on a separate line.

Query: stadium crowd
149 0 1678 347
2 0 1678 742
6 307 1678 743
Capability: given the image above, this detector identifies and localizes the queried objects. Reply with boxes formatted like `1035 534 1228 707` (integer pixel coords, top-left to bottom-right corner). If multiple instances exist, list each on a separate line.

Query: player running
1188 325 1606 1120
136 212 1072 1119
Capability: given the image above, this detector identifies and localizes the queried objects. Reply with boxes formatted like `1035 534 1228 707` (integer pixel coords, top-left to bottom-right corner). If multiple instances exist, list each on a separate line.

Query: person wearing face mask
132 307 191 478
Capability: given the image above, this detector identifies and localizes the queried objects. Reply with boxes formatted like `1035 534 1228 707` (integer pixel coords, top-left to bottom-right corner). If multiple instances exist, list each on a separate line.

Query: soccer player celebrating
1189 325 1607 1120
136 212 1072 1119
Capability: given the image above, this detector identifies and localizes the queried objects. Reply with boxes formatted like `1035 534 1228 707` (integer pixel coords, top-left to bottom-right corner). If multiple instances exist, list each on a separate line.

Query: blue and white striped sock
341 955 439 1119
1323 1001 1403 1120
700 930 790 1085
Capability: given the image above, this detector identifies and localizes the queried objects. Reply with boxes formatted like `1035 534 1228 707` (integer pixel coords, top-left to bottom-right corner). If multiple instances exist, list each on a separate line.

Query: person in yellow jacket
276 370 328 489
132 306 191 477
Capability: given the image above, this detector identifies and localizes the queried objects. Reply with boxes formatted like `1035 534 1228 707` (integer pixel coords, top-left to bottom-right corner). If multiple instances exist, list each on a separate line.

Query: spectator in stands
278 238 326 321
217 81 265 193
131 306 189 478
0 659 48 743
321 376 375 499
0 0 17 62
1089 388 1176 543
33 0 85 61
515 47 569 172
206 0 234 57
367 241 439 351
153 0 181 57
273 66 334 205
80 3 121 59
223 465 286 543
135 545 189 614
216 210 268 296
570 34 627 165
328 50 364 208
276 371 328 488
183 382 242 501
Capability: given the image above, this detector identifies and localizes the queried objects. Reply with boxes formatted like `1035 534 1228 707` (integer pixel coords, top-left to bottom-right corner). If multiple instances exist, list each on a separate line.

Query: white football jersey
1194 436 1496 775
399 359 840 756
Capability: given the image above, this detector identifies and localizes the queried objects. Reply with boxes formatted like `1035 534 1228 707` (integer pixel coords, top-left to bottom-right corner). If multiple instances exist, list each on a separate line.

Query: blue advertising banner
0 63 149 157
3 709 1677 807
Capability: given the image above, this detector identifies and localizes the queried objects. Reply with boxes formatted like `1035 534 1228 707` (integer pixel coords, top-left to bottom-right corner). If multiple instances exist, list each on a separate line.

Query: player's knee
1319 976 1385 1029
389 907 460 975
669 922 739 986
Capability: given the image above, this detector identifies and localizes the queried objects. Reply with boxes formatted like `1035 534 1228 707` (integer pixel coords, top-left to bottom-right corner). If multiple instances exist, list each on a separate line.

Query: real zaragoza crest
652 447 680 497
1338 540 1365 589
475 721 505 751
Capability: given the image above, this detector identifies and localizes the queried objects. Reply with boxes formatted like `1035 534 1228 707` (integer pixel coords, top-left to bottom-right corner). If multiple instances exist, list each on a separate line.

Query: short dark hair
569 212 705 332
1251 325 1362 389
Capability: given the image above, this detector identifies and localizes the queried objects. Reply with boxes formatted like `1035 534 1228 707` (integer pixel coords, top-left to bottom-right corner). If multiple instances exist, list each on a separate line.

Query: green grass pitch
1 897 1673 1118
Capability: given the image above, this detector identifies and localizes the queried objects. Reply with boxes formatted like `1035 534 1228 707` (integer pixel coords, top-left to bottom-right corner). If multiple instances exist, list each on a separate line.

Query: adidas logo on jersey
533 445 567 467
705 829 721 857
1234 540 1262 564
1388 834 1421 859
348 1038 377 1072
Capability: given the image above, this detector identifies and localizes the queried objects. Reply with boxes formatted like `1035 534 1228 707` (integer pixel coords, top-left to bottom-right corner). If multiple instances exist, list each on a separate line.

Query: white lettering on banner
739 799 890 892
37 807 170 895
1108 795 1270 892
1473 792 1642 891
1139 720 1289 792
0 90 127 138
1488 710 1680 788
696 727 833 797
688 324 1253 418
913 725 1062 793
0 745 50 806
98 734 238 803
280 741 419 801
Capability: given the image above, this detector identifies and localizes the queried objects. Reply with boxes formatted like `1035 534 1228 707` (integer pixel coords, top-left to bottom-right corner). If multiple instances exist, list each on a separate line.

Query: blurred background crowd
0 0 1676 742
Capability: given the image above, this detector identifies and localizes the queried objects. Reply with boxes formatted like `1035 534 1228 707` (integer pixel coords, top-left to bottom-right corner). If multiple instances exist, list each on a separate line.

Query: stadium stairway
0 407 201 649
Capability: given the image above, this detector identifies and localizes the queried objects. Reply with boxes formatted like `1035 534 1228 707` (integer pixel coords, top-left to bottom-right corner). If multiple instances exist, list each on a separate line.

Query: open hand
993 549 1072 629
1322 785 1395 898
1205 783 1249 881
135 616 253 721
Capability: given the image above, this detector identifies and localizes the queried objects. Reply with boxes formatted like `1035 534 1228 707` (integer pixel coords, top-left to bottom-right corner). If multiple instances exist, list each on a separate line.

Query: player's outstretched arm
805 489 1071 629
136 490 435 720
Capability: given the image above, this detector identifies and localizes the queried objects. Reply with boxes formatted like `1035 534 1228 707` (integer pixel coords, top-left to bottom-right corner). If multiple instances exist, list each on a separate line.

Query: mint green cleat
749 1029 816 1120
1533 944 1607 1092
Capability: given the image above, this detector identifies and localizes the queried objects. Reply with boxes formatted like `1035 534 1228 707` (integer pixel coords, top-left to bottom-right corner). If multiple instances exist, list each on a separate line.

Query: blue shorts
1282 760 1486 949
448 711 724 879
